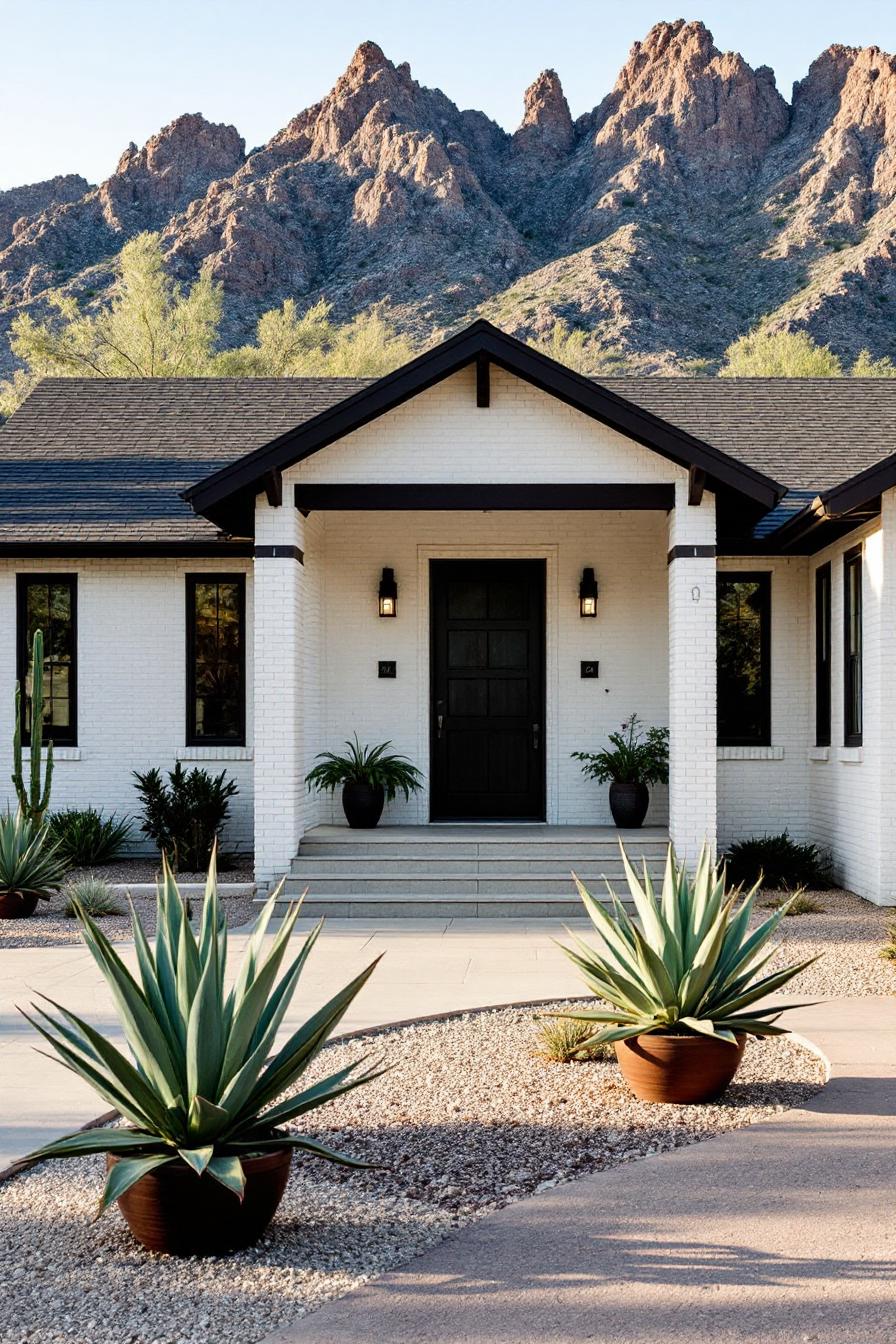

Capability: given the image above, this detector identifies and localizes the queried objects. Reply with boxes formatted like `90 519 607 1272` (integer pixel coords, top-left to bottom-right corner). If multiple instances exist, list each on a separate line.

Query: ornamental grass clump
555 843 817 1048
22 851 383 1218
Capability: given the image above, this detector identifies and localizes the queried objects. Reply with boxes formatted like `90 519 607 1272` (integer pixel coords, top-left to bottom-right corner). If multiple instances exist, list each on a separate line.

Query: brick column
253 500 306 888
667 479 717 865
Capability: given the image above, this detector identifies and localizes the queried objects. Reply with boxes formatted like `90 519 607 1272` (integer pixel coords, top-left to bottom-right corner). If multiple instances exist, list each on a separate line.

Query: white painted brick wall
0 557 255 854
667 481 717 864
807 514 887 902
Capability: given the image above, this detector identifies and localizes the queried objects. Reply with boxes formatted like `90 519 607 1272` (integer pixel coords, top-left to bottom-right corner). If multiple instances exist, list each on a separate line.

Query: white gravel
757 888 896 996
0 1003 826 1344
0 890 258 949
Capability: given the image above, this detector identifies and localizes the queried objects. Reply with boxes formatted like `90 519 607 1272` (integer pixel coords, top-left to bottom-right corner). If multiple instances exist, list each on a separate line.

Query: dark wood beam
688 465 706 506
293 483 676 512
262 468 283 508
476 353 490 408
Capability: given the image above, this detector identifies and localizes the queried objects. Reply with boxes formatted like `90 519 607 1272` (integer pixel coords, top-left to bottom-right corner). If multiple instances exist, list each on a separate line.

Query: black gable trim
182 322 784 526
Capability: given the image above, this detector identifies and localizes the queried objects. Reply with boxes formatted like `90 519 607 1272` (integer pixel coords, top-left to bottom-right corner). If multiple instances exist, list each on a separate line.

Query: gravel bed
0 1002 826 1344
0 889 258 949
757 888 896 996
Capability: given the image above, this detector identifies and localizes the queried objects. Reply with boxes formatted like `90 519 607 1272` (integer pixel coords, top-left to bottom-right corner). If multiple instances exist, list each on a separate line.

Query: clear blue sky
3 0 896 190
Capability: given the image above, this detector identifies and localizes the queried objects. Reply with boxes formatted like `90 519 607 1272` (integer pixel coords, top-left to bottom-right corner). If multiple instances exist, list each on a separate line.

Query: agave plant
555 844 817 1045
0 808 66 902
21 853 382 1213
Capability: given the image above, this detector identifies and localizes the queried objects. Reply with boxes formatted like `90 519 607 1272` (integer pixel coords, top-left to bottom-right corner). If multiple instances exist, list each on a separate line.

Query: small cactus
12 629 54 827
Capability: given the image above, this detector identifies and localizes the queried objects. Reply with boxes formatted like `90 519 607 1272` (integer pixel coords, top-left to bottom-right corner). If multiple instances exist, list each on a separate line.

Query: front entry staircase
268 824 669 918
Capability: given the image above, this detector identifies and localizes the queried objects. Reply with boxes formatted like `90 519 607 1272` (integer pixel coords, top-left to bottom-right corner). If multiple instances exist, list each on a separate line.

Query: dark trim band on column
254 545 304 563
667 544 717 564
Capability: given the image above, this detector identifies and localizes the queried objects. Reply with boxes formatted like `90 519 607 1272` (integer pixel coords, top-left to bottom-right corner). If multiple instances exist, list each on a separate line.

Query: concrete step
278 872 653 897
291 852 667 873
269 891 636 920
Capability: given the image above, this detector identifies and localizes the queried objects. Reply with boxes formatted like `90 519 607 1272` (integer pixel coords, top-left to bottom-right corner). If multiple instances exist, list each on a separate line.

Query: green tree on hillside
719 328 844 377
0 233 418 418
529 320 629 375
720 327 896 378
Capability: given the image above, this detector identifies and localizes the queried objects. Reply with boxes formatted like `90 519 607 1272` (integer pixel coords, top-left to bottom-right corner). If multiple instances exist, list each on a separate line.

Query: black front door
430 560 545 820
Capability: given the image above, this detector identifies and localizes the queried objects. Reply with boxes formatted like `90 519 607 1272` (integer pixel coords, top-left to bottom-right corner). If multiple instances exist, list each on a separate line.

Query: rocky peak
0 174 90 250
513 70 574 160
100 113 245 230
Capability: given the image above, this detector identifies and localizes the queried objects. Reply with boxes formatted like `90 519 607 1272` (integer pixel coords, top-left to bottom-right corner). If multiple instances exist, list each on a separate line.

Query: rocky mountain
4 20 896 373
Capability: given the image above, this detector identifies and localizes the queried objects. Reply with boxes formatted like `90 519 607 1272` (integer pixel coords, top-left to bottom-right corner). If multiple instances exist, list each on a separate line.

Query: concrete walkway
264 996 896 1344
0 917 589 1169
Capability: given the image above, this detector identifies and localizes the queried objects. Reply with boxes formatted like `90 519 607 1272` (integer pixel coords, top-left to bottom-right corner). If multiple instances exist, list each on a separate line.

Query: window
815 563 832 747
16 574 77 746
186 575 246 746
717 573 771 746
844 546 863 746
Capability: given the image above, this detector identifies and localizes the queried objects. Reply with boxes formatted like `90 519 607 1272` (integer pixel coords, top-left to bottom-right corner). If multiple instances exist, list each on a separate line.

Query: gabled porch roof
182 320 785 535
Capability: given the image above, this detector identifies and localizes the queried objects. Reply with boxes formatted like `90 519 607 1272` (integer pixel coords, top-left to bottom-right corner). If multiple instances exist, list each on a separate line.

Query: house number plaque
580 661 600 679
378 661 397 679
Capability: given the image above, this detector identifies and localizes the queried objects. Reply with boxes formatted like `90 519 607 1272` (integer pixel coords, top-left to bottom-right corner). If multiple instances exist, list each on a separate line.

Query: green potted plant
0 809 66 918
572 713 669 828
306 734 423 828
552 843 817 1104
21 852 383 1255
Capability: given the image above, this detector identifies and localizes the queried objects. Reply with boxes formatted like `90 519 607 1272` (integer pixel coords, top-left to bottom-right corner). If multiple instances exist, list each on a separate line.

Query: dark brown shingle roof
1 374 894 545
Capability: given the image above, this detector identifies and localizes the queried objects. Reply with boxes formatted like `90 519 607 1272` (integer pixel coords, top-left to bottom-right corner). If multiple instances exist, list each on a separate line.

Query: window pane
717 576 770 745
815 565 831 747
190 578 244 743
844 553 862 743
19 576 76 744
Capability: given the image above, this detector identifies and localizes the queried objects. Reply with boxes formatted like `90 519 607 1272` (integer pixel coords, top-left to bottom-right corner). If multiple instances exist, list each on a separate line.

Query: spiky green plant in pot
0 809 66 919
554 843 818 1103
21 852 383 1255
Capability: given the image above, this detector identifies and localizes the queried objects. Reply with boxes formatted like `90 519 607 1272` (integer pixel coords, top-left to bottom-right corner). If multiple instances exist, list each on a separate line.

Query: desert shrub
62 876 124 919
725 832 833 891
533 1016 615 1063
762 888 826 916
880 925 896 963
48 807 132 867
132 763 238 871
0 810 66 904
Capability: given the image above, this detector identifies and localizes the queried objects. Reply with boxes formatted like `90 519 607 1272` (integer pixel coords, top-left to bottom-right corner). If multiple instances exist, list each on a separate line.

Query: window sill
808 747 830 762
22 747 80 762
717 746 784 761
837 746 864 764
177 746 253 762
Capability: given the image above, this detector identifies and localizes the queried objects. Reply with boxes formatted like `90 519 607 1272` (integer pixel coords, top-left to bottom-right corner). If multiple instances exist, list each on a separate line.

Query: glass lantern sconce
579 567 598 618
378 566 397 617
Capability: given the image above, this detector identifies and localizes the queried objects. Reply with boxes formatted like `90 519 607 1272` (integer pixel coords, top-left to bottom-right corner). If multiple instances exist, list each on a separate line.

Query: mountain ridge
3 19 896 375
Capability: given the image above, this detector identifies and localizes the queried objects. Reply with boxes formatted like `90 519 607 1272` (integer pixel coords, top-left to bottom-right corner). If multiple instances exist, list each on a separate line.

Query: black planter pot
342 781 386 829
608 781 650 829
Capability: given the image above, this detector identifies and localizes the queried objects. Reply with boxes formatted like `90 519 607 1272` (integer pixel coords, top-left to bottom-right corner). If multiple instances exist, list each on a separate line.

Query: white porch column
667 478 717 864
253 499 306 887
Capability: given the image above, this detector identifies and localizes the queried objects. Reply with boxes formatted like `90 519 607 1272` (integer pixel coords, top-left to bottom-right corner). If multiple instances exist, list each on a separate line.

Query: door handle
436 700 445 740
532 722 540 752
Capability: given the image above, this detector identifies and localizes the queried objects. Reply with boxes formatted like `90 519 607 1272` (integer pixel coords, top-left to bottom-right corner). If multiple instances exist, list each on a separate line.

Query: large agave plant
21 854 382 1212
0 808 66 901
557 844 817 1045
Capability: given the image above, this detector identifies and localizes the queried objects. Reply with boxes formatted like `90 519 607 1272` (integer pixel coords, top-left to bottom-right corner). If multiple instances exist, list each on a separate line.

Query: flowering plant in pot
21 852 383 1255
571 713 669 828
306 734 423 828
552 843 817 1103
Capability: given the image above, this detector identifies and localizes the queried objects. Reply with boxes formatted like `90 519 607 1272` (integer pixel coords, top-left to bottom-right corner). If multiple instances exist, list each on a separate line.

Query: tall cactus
13 628 54 826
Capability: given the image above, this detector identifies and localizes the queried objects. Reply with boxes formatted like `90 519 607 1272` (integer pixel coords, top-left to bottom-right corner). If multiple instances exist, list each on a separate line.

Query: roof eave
182 322 784 518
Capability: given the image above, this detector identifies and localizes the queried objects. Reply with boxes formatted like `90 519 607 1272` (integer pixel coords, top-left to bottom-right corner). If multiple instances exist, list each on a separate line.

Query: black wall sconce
579 566 598 618
378 566 397 617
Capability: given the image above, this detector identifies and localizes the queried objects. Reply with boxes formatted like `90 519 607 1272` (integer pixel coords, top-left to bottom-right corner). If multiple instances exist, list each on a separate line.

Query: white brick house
2 321 896 905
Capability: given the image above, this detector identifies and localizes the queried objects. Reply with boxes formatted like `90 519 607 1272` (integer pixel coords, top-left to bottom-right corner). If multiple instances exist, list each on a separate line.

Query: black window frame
16 573 78 747
843 545 863 747
716 571 772 748
815 562 832 747
185 573 246 748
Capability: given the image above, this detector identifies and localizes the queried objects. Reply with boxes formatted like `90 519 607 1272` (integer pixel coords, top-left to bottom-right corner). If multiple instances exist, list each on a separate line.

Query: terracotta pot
107 1147 292 1256
615 1031 747 1104
608 780 650 828
342 781 385 829
0 890 39 920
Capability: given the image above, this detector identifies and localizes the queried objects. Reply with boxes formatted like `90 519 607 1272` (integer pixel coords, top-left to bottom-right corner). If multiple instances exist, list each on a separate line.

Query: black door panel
430 560 545 820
